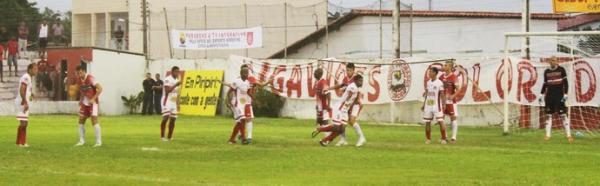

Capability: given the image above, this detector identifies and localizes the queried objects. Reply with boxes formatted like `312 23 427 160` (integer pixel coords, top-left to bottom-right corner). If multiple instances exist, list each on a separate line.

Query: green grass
0 115 599 185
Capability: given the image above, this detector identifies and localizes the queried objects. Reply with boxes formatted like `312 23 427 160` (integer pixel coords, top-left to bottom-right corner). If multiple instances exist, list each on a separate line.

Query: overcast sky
33 0 554 13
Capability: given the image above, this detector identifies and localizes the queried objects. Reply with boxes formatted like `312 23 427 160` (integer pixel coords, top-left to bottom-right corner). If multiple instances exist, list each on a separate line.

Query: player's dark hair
172 66 179 71
354 74 363 80
430 67 439 74
76 65 86 72
346 63 355 69
27 63 36 71
241 64 249 69
314 68 323 79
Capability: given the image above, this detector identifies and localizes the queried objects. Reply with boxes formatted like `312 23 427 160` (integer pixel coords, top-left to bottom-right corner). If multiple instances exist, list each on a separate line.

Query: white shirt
39 24 48 38
162 75 180 104
424 79 445 111
335 82 359 112
15 73 33 105
231 77 252 106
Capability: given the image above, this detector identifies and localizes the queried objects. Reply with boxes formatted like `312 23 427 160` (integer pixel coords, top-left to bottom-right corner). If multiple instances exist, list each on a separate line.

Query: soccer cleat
228 140 236 144
335 139 348 147
450 138 457 144
311 129 321 138
355 137 366 147
319 140 329 147
161 138 169 142
425 139 431 144
440 139 447 144
93 143 102 148
74 141 85 147
18 144 29 148
544 136 551 141
567 136 574 143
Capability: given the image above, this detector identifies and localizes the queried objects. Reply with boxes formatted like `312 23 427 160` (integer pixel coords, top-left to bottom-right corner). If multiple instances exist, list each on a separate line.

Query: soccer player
539 56 573 143
422 68 448 144
328 63 366 147
15 63 38 147
439 60 460 143
74 65 103 147
313 75 364 147
160 66 181 141
314 68 332 128
226 68 253 144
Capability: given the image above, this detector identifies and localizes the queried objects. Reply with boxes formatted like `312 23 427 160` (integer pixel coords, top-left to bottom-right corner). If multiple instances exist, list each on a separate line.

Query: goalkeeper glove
538 94 544 105
561 94 568 103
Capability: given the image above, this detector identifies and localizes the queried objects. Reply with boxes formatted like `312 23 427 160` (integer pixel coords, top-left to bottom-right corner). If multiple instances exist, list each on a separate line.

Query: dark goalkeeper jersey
541 66 568 98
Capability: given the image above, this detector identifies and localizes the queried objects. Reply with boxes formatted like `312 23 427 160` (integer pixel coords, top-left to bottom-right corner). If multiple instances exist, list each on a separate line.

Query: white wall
0 101 79 116
89 49 146 115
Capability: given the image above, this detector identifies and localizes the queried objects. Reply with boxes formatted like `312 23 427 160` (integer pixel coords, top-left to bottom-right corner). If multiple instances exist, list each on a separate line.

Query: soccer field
0 115 599 185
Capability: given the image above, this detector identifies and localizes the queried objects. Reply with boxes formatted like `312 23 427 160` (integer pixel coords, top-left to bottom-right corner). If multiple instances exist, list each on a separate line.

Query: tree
0 0 42 39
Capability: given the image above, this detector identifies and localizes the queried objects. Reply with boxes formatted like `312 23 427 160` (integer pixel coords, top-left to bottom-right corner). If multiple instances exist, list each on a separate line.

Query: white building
270 9 565 59
71 0 327 59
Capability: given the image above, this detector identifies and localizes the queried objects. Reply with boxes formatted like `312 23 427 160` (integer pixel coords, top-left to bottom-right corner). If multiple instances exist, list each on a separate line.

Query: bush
121 91 145 114
251 87 286 117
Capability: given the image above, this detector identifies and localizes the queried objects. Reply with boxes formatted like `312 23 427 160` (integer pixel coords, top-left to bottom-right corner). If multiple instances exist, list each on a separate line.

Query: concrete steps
0 58 44 101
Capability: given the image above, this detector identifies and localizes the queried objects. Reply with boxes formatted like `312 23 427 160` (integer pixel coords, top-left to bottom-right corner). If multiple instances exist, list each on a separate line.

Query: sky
32 0 554 13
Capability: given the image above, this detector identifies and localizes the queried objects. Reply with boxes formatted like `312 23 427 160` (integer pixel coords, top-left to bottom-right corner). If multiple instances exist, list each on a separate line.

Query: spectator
142 73 155 115
36 59 48 95
48 65 58 100
114 26 125 50
52 18 64 46
0 43 4 83
38 20 49 58
7 36 19 77
153 73 164 114
18 21 29 59
0 26 7 57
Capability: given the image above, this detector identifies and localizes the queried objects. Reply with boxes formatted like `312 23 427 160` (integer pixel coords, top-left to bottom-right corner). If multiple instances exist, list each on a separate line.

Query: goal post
502 31 600 135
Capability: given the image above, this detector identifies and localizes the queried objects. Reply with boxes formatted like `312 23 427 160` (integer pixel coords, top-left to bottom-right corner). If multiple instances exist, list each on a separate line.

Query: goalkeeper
539 56 573 143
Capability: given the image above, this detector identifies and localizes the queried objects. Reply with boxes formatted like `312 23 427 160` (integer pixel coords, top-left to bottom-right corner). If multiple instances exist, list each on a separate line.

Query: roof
558 13 600 31
268 9 565 59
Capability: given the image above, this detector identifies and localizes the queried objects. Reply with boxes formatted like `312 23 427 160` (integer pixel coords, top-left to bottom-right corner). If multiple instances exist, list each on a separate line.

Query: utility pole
142 0 148 59
393 0 401 58
522 0 530 60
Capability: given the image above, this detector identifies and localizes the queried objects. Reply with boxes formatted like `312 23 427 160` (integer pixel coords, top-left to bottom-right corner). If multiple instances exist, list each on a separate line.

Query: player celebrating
236 64 271 144
422 68 448 144
226 68 254 144
74 65 103 147
160 66 181 141
328 63 366 147
439 60 460 143
539 56 573 143
15 64 38 147
313 75 364 147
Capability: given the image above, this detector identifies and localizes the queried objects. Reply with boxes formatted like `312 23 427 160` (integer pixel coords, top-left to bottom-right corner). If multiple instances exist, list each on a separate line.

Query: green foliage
0 0 41 39
121 91 145 114
251 87 286 117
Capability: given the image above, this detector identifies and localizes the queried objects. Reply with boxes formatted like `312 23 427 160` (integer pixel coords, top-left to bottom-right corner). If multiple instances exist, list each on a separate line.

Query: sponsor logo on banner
553 0 600 13
179 70 224 116
227 55 600 107
247 32 254 46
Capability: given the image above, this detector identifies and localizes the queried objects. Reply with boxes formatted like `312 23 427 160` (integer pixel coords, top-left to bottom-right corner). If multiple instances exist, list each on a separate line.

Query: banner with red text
172 27 262 50
228 56 600 107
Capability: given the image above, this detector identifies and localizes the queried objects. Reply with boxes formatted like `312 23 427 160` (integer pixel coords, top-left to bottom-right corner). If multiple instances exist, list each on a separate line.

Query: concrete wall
0 101 79 116
288 16 559 59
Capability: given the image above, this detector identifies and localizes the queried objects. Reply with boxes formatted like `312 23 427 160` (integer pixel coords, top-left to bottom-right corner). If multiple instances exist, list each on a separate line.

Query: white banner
228 56 600 107
171 27 262 50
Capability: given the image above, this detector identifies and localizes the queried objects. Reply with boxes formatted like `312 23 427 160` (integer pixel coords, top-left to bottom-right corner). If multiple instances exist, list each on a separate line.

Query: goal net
502 31 600 137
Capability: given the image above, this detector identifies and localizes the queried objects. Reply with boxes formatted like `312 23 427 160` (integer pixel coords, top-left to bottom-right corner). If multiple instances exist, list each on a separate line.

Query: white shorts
332 109 349 126
162 101 178 118
233 104 254 122
423 107 444 123
16 102 30 121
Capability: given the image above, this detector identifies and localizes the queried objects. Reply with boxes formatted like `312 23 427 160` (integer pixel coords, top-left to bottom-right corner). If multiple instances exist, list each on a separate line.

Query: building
270 9 566 59
71 0 327 59
559 13 600 31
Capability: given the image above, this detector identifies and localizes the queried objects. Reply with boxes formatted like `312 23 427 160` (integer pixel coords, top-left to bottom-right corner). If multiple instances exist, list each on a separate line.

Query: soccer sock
425 123 431 140
21 125 27 144
451 120 458 140
93 124 101 144
561 114 572 137
167 118 176 139
545 114 552 137
16 126 23 145
240 123 247 141
78 124 85 143
440 122 447 140
160 119 167 138
229 122 241 141
352 123 365 139
318 125 333 132
246 121 253 139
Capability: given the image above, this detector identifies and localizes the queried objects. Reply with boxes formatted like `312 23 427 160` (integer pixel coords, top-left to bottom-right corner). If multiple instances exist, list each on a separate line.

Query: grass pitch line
141 147 160 151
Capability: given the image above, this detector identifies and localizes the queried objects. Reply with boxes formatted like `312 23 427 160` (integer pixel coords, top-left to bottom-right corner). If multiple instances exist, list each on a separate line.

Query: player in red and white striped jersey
314 68 332 127
422 68 448 144
14 64 38 147
74 65 104 147
328 63 366 147
439 60 460 143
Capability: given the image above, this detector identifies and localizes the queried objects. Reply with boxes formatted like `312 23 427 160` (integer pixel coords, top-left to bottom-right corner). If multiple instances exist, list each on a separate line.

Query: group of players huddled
13 56 573 148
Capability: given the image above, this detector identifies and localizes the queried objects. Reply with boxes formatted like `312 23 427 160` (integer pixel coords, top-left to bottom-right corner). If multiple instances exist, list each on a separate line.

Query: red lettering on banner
306 64 316 97
496 58 513 100
368 65 381 102
270 65 286 95
517 61 537 102
286 65 302 98
574 60 597 103
454 65 468 102
258 62 271 82
472 63 491 102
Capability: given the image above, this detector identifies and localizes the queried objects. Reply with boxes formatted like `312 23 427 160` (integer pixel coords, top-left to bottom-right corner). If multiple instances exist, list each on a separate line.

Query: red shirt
0 45 4 58
247 75 258 96
78 74 99 104
342 75 355 87
315 79 330 111
439 71 458 103
7 40 18 55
